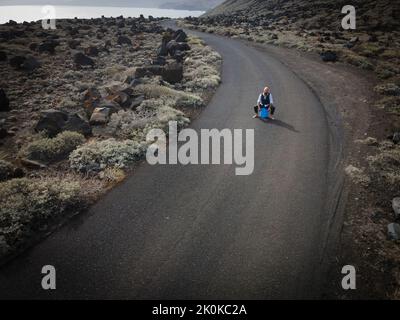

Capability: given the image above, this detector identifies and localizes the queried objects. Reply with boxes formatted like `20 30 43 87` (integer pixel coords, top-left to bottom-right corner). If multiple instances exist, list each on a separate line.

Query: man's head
263 87 270 95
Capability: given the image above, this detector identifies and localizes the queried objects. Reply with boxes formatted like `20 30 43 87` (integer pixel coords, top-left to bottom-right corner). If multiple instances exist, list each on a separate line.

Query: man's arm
270 93 274 105
257 94 262 106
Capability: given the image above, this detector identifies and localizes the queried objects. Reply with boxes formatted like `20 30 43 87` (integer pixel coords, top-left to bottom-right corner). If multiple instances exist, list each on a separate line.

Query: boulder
162 62 183 84
130 95 145 110
117 35 132 46
63 113 92 137
74 52 95 67
0 51 7 61
393 132 400 144
393 197 400 219
84 46 99 57
20 158 47 169
174 29 187 42
98 100 122 114
135 65 164 78
166 40 179 56
320 51 337 62
152 55 166 66
10 55 41 71
38 40 59 54
166 40 191 59
387 223 400 240
68 39 80 49
157 39 169 57
173 50 185 63
105 91 130 108
35 109 69 137
22 56 41 71
0 160 20 182
29 43 38 51
0 127 7 139
89 107 111 125
83 87 102 115
0 89 10 112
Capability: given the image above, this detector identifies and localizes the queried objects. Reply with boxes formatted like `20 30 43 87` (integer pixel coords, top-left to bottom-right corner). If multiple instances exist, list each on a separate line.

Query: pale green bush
184 44 222 91
69 139 145 173
0 177 82 258
24 131 85 163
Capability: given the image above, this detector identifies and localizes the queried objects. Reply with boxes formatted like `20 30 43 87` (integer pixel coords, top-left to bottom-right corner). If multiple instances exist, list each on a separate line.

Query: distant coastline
0 5 204 24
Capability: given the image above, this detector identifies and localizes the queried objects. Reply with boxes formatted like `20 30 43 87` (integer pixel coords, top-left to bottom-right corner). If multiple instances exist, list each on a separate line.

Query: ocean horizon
0 5 204 24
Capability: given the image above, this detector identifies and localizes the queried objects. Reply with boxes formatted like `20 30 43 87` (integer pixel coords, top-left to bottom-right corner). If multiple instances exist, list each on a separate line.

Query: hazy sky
0 0 185 6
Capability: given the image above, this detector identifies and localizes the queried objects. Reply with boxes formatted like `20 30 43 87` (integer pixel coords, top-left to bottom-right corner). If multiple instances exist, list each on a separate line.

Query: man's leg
253 106 259 118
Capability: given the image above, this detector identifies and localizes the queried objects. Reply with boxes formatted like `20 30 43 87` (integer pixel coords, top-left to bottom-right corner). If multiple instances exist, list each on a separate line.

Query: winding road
0 24 337 299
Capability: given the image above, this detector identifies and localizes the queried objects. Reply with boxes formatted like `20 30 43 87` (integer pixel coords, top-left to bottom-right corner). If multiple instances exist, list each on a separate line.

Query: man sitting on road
253 86 275 120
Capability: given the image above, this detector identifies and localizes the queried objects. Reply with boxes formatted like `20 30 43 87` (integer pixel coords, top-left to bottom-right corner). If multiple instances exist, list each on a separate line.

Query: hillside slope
205 0 399 32
160 0 224 11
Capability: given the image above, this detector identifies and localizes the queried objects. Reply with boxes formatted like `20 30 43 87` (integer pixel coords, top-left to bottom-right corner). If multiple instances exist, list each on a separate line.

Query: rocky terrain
0 16 221 263
180 0 400 299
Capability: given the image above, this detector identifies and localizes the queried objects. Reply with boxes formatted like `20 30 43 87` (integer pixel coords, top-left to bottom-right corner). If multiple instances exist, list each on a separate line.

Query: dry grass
0 176 85 259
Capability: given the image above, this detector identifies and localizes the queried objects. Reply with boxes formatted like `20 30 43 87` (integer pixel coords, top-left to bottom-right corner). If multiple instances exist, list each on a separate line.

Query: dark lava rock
117 20 125 28
35 109 69 137
130 95 145 110
135 65 164 78
320 51 337 62
166 40 191 57
89 107 111 125
84 46 99 56
74 52 95 67
157 39 169 57
0 127 7 139
29 43 38 51
117 35 132 46
68 39 80 49
9 55 41 71
162 62 183 84
393 132 400 144
152 56 167 66
0 51 7 61
35 109 92 137
63 113 92 137
0 89 10 112
7 20 18 26
38 40 59 54
174 29 187 42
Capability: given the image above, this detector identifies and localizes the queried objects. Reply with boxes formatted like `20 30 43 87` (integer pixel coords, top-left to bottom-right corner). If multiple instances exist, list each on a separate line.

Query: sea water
0 5 204 24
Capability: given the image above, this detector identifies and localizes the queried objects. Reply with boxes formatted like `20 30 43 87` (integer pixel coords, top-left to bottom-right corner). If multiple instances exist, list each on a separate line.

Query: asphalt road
0 25 333 299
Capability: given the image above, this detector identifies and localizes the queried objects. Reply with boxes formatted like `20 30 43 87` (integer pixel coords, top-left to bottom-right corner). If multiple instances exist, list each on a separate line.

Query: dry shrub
0 177 84 259
22 131 85 164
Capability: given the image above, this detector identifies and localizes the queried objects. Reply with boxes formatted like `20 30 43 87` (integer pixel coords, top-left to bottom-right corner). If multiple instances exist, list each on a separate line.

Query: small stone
20 158 47 169
0 89 10 111
320 51 337 62
74 52 95 67
89 107 111 125
117 35 132 46
387 223 400 241
393 132 400 144
393 198 400 219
